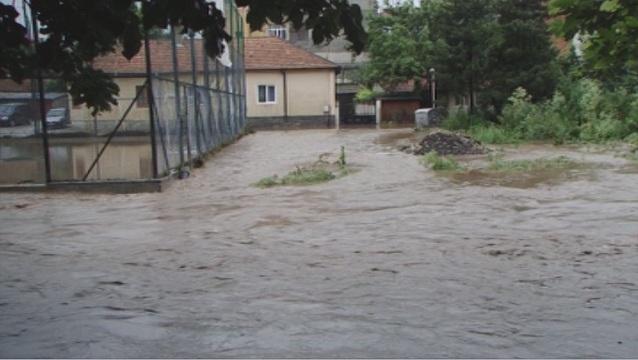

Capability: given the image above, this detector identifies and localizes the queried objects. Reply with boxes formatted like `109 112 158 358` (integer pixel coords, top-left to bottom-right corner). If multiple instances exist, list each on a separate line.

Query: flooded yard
1 129 638 357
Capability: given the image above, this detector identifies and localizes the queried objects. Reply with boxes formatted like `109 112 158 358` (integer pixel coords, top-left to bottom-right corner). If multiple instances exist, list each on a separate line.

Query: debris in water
410 130 485 156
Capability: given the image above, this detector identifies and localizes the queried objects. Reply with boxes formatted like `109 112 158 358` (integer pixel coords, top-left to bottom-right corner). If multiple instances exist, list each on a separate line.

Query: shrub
625 132 638 146
468 125 520 144
355 87 377 103
441 108 487 131
421 152 464 171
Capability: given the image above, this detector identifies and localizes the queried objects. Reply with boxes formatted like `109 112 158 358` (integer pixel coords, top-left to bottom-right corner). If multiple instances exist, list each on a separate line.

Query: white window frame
267 25 288 40
257 85 277 105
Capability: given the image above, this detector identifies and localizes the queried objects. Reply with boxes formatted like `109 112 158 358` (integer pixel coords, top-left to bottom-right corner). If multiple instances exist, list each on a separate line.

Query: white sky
378 0 421 8
1 0 28 25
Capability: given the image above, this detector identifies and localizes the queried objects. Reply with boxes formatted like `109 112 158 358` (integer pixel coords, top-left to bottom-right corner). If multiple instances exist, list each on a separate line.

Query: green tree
430 0 502 113
0 0 367 114
550 0 638 79
482 0 559 115
361 3 432 91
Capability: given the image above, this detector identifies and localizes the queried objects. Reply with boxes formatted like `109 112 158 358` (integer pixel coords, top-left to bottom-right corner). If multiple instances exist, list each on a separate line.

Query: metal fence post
31 14 52 183
144 33 159 178
170 25 187 173
189 32 204 155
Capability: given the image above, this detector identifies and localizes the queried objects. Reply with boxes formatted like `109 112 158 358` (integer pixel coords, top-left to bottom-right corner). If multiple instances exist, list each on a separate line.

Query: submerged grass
421 152 465 172
281 167 336 186
486 155 577 172
255 148 351 188
256 167 337 188
420 150 579 177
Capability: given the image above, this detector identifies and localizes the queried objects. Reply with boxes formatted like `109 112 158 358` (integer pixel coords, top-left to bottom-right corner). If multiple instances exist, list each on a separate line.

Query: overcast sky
379 0 422 8
2 0 423 25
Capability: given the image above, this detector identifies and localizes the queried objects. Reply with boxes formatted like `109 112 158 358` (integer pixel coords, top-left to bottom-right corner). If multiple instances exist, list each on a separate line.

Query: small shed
378 94 422 127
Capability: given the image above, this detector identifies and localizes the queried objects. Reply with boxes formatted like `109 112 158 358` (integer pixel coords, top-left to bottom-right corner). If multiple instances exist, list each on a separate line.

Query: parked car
0 103 32 127
46 107 70 129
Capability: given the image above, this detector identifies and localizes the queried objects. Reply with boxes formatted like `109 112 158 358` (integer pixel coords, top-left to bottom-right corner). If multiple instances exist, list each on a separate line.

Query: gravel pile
412 131 485 155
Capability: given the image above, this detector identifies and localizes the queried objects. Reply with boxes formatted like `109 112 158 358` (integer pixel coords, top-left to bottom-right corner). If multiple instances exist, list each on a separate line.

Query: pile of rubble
406 131 486 156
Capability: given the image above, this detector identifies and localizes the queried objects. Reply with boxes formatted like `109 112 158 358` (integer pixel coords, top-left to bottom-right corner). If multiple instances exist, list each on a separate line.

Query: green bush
441 108 487 131
495 80 638 144
468 125 520 144
625 132 638 146
440 78 638 145
421 152 464 171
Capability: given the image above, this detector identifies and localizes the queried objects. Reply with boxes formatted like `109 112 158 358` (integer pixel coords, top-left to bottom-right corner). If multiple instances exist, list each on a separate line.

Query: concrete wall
71 77 147 125
69 75 211 133
246 71 285 118
247 115 335 130
246 69 336 129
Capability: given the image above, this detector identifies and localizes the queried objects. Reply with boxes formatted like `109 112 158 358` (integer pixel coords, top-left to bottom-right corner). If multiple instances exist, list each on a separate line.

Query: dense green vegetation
364 1 638 145
550 0 638 80
362 0 558 113
443 77 638 144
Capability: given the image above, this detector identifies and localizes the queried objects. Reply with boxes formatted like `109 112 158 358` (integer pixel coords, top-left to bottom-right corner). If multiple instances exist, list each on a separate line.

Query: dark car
0 103 33 127
46 107 70 129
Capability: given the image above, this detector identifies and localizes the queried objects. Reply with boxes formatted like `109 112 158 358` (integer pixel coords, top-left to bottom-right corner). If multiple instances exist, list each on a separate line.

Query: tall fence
0 0 246 185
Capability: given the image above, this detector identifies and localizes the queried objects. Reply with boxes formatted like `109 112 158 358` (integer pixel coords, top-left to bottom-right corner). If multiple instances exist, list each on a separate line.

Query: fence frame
6 1 247 185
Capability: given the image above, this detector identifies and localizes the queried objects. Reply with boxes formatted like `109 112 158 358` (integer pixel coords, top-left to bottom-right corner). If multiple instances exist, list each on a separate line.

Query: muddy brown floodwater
1 129 638 358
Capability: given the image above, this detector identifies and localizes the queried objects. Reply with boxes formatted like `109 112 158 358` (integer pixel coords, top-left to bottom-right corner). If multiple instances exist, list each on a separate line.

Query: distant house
240 1 377 127
245 37 338 130
75 38 241 132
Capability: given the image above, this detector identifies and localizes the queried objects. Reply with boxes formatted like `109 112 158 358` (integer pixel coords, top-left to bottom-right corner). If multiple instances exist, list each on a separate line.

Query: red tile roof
245 36 337 70
92 36 337 75
92 39 208 75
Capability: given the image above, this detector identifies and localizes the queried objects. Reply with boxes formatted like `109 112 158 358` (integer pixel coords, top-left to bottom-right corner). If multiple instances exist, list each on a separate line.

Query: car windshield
0 105 17 116
47 109 65 117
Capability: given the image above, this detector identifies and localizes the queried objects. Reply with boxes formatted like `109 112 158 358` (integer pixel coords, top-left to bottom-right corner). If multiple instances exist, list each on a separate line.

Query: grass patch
486 155 576 172
468 125 520 144
256 167 337 188
281 167 336 186
421 152 465 172
255 148 352 188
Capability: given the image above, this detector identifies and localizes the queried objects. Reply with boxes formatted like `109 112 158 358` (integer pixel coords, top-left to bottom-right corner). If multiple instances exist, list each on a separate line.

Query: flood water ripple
1 129 638 357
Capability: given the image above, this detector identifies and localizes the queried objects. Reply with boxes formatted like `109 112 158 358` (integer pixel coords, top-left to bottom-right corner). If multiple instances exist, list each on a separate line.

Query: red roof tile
92 36 337 75
92 39 209 75
245 37 337 70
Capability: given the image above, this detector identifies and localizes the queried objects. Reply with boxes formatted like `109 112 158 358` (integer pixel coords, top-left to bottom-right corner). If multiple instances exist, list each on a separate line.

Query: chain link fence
0 0 246 185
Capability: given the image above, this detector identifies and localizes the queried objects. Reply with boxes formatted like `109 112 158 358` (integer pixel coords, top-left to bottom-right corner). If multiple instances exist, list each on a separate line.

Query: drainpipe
282 70 288 123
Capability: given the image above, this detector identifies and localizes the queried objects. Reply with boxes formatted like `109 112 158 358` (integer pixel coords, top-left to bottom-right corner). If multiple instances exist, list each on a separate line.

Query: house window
257 85 276 104
136 85 149 108
267 25 288 40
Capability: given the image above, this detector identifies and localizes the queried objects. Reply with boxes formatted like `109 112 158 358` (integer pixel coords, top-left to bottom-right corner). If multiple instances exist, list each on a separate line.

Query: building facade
245 37 338 130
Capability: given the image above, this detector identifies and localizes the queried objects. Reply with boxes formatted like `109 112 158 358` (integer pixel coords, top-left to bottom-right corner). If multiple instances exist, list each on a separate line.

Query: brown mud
1 129 638 358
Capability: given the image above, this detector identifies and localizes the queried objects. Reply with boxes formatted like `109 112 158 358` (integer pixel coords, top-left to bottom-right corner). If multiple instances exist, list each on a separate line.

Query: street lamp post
429 68 436 109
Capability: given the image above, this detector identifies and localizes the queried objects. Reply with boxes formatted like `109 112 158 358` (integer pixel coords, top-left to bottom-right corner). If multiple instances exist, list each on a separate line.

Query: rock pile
412 131 485 155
